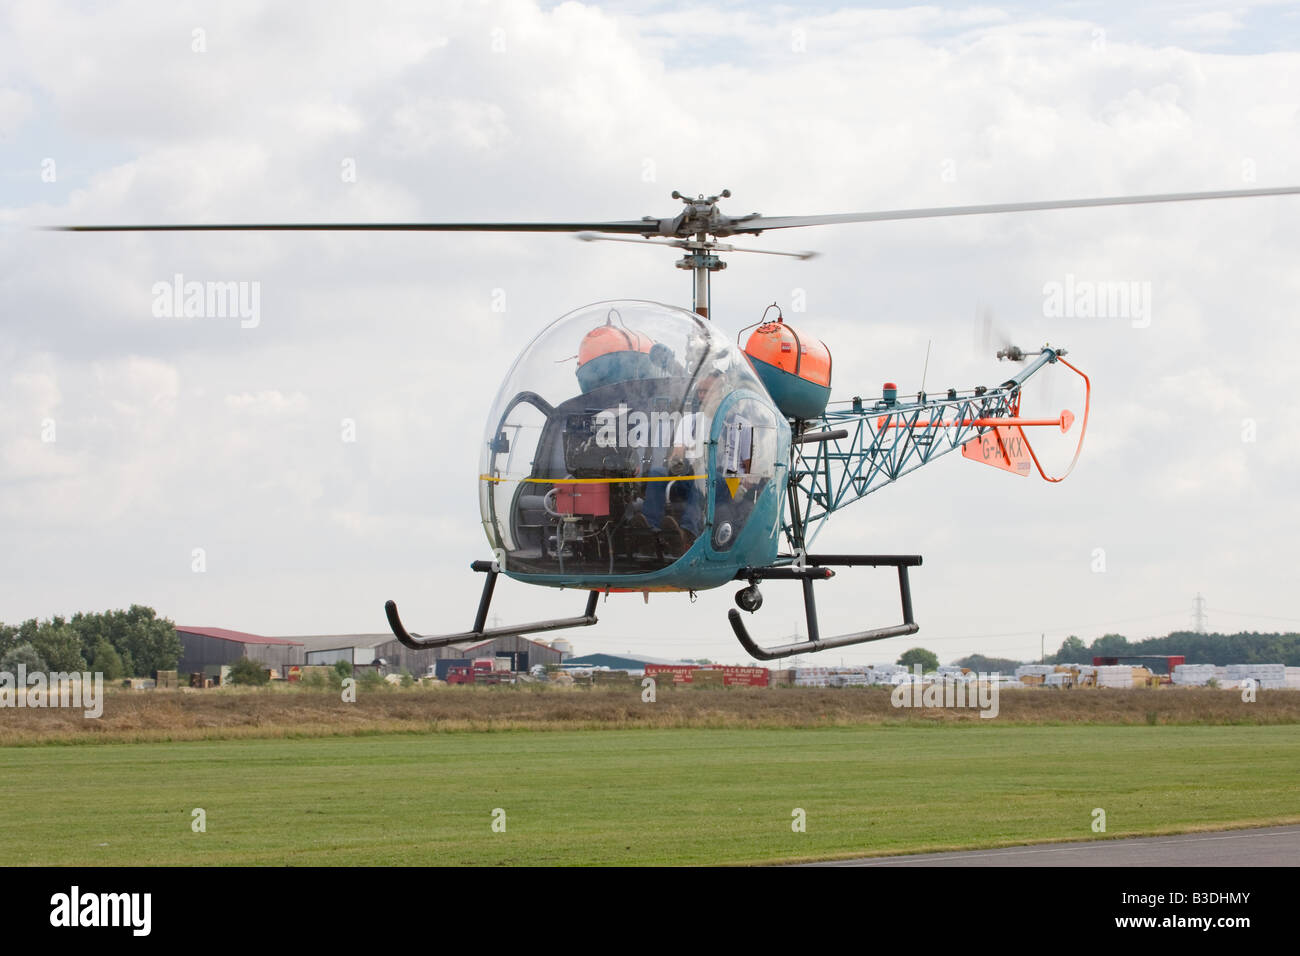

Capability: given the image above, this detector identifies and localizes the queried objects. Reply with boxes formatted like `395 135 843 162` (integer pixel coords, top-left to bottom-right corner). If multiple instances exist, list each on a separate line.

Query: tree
90 639 125 680
1 643 47 673
30 622 87 672
1050 636 1090 665
1090 633 1130 658
333 660 353 684
897 647 939 672
116 606 181 676
228 657 270 686
67 606 178 677
7 619 42 660
953 654 1022 674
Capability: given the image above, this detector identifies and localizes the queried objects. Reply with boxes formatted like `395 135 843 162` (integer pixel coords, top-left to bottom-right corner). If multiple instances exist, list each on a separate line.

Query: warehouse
176 626 304 675
281 632 566 676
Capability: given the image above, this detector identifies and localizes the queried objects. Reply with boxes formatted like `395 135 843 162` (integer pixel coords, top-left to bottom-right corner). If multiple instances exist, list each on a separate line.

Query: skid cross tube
385 561 600 650
729 555 921 660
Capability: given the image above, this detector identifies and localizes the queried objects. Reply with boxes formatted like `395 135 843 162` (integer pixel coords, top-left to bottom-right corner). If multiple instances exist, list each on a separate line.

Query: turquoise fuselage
502 388 791 592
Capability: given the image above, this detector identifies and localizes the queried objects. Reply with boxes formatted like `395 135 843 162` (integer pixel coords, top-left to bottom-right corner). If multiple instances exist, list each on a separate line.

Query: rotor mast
670 190 732 319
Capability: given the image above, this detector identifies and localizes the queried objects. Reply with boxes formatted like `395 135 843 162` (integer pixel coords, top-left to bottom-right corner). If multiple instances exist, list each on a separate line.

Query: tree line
0 606 181 679
950 631 1300 670
1045 631 1300 666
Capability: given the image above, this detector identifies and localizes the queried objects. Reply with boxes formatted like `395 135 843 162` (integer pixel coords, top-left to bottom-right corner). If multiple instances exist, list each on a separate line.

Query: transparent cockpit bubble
478 300 774 575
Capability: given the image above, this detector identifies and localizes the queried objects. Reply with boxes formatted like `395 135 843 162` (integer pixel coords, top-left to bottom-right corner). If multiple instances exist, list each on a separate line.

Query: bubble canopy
479 300 784 583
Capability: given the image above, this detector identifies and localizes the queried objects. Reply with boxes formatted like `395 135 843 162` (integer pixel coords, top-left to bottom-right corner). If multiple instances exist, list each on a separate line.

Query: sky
2 0 1299 666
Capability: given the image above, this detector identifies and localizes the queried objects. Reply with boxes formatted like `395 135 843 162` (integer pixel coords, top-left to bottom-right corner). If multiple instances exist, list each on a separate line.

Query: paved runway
809 825 1300 866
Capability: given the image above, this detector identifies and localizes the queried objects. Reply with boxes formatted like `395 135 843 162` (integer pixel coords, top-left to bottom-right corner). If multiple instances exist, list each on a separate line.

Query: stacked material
1015 665 1055 681
1172 664 1218 686
1287 667 1300 690
1216 664 1286 689
795 665 888 687
1095 665 1136 688
827 672 872 687
794 666 833 687
1013 665 1055 681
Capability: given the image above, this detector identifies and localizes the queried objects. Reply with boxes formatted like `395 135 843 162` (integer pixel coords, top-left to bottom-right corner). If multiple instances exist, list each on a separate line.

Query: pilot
637 369 726 549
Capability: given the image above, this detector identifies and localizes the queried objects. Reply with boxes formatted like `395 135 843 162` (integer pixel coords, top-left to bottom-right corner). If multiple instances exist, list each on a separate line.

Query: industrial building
281 632 567 677
563 652 699 677
176 626 305 675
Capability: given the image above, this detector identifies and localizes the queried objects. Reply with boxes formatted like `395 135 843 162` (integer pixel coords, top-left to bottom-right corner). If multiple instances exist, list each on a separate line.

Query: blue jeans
641 468 702 535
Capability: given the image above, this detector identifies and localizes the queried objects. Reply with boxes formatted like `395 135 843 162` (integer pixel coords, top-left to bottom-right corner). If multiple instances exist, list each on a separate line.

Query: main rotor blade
726 243 818 260
48 220 660 234
731 185 1300 233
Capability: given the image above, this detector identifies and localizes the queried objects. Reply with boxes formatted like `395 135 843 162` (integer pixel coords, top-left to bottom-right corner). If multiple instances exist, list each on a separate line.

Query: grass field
2 724 1297 865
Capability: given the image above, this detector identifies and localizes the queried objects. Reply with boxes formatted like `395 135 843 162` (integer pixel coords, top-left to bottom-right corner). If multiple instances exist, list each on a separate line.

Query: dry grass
2 683 1297 746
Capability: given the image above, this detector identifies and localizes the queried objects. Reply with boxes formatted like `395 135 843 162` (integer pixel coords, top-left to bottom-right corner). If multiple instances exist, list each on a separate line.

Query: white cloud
0 87 33 139
2 0 1298 660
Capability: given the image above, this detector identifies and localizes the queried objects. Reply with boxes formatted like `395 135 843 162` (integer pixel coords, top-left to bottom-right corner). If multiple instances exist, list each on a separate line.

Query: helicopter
56 182 1300 660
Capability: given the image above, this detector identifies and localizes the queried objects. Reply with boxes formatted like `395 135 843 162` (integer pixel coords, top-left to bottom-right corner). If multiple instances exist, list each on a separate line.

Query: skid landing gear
728 554 921 660
385 560 600 650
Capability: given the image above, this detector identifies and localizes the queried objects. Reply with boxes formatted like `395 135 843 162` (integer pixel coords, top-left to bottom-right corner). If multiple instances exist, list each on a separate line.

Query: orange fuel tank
742 317 832 420
576 320 654 393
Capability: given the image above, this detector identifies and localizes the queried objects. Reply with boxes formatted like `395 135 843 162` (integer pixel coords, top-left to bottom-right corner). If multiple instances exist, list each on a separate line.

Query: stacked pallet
1094 665 1138 688
1014 664 1055 679
793 666 838 687
1172 664 1217 686
794 665 883 687
1014 664 1053 686
1216 664 1286 690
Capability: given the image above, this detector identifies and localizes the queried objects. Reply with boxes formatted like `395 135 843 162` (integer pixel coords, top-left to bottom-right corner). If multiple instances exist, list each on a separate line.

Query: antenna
920 338 932 395
1193 593 1207 634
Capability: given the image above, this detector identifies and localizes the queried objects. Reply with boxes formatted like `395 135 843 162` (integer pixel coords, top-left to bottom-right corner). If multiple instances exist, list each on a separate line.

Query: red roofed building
176 626 304 675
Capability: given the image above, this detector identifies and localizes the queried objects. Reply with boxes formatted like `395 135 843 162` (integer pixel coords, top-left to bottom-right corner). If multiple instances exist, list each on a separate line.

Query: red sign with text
644 664 770 686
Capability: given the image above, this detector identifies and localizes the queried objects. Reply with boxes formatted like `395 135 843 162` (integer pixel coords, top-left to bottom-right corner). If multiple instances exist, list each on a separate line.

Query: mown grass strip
2 725 1296 866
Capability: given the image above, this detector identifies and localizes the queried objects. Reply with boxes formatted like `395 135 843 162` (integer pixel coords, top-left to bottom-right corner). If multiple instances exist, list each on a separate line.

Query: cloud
1 0 1298 660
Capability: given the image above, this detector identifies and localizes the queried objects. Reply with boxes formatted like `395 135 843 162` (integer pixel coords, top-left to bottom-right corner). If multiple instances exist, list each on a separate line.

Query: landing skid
729 554 921 660
385 560 600 650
